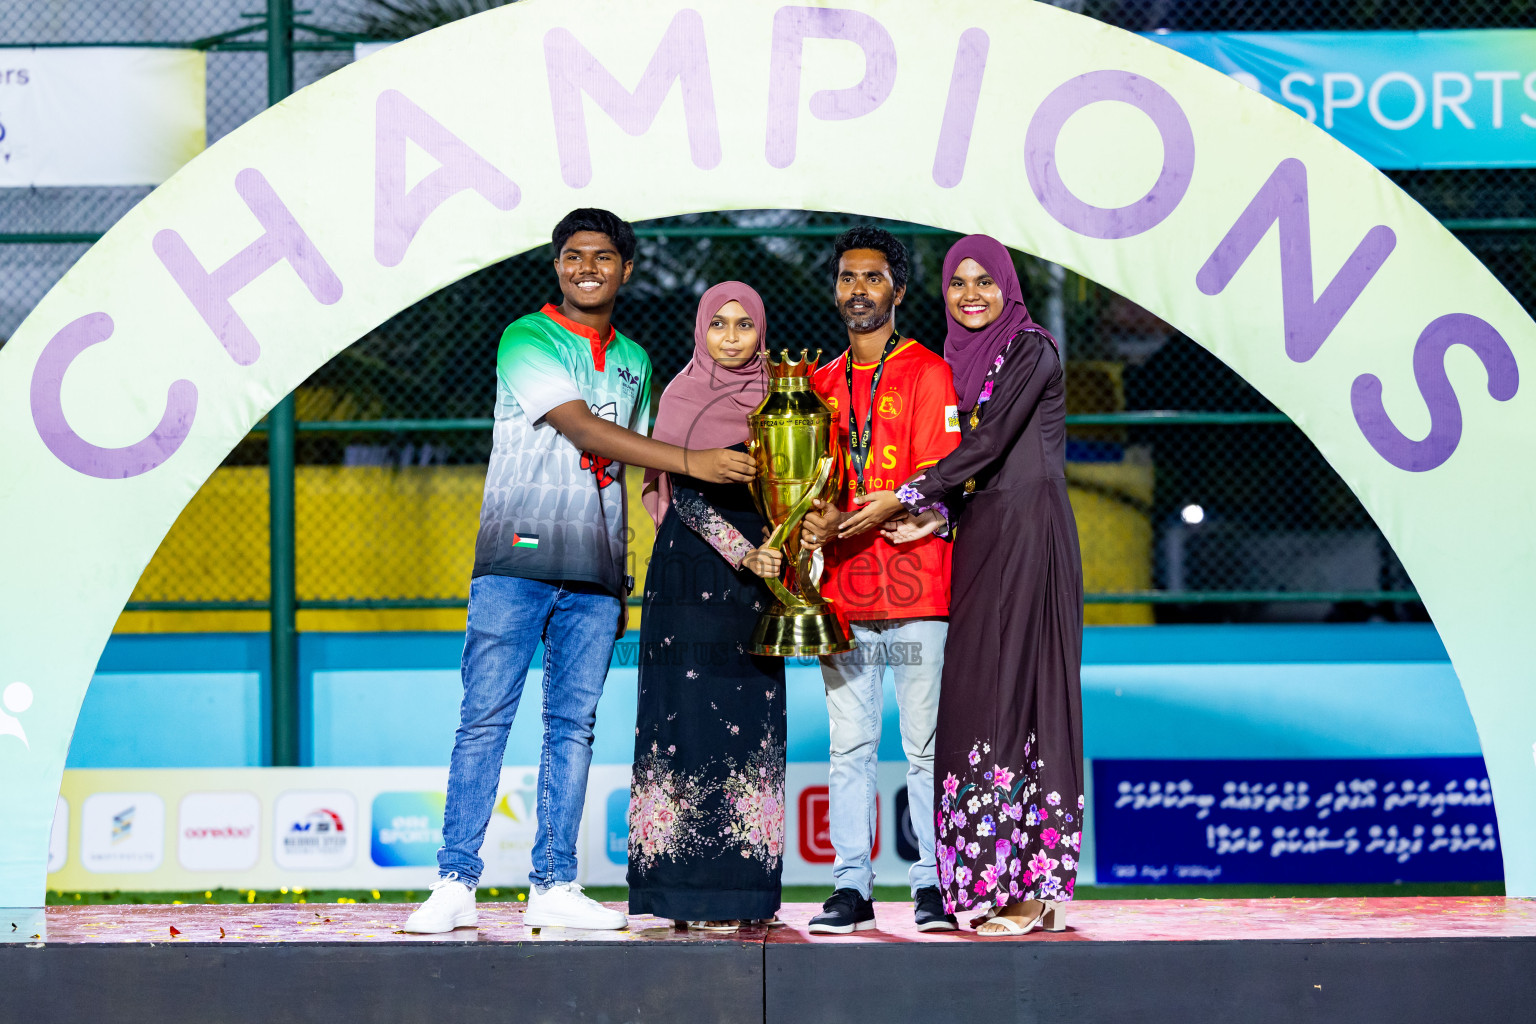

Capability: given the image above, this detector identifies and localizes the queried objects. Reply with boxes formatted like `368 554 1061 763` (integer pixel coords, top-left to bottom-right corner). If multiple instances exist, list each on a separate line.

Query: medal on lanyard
846 332 902 498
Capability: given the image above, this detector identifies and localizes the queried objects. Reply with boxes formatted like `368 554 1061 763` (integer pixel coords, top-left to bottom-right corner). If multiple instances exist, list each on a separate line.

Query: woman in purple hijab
627 282 788 931
838 235 1084 935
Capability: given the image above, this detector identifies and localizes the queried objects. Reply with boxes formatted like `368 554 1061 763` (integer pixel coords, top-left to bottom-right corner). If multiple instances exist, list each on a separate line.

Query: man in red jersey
800 227 961 934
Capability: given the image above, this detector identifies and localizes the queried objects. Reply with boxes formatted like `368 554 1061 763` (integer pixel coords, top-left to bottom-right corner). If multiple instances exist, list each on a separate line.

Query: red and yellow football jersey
812 338 961 622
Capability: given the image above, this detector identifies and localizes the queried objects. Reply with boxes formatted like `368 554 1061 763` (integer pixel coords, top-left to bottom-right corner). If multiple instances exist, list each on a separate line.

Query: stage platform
5 898 1535 1023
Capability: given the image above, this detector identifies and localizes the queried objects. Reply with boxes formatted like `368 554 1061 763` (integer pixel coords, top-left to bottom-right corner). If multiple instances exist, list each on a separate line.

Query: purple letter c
29 312 198 479
1025 70 1195 240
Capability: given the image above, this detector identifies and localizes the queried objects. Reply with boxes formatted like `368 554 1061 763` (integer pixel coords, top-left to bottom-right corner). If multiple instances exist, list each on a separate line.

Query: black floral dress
627 452 787 922
897 329 1085 916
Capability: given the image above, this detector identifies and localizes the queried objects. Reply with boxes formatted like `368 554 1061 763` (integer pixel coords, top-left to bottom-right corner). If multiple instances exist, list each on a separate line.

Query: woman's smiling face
945 257 1005 330
705 299 759 368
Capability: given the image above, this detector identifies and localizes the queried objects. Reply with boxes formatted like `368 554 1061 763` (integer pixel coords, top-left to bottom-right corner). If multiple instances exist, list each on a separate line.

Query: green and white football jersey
472 304 652 597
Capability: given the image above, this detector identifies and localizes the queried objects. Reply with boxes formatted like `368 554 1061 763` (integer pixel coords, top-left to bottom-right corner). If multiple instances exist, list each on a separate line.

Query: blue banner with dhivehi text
1149 31 1536 169
1093 758 1502 885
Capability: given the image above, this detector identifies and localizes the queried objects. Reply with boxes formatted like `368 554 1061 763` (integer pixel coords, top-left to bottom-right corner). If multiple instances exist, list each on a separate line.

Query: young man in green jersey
407 209 755 933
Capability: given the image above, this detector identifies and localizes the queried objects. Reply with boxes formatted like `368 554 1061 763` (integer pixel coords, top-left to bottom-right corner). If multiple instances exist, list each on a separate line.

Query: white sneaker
523 881 627 930
403 874 478 933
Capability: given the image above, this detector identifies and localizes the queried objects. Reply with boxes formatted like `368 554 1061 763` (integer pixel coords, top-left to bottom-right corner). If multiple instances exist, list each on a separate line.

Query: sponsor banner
48 764 973 891
1153 31 1536 168
50 769 439 891
48 755 1506 890
1094 757 1501 884
0 48 205 187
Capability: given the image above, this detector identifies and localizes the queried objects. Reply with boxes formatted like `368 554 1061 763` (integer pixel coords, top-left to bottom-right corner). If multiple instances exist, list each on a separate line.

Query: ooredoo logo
274 790 356 870
179 792 260 871
798 786 878 864
81 792 164 874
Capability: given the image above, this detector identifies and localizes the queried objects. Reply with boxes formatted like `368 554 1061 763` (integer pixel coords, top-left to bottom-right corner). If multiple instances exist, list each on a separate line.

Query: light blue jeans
438 574 618 888
819 618 946 898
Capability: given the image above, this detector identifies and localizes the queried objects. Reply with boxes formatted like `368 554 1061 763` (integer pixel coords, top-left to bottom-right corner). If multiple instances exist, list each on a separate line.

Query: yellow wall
1069 460 1155 625
115 460 1148 632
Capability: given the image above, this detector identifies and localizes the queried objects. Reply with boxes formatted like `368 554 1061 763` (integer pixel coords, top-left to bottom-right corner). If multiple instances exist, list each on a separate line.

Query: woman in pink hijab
628 282 788 931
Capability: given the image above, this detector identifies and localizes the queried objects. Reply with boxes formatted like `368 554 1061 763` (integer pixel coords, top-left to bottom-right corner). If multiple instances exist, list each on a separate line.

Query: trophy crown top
767 349 821 378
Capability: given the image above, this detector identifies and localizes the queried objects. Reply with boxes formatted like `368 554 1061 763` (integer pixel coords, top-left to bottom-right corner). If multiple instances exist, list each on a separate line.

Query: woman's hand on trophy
882 509 944 544
743 546 784 578
800 498 841 550
687 447 757 484
838 490 903 538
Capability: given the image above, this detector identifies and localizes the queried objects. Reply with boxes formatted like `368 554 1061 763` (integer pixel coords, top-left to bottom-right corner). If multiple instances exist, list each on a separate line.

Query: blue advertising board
1152 31 1536 168
1094 758 1501 884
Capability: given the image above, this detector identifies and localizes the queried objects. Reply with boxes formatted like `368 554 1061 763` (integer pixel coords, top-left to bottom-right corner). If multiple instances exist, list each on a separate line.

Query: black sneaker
913 886 958 932
807 887 876 934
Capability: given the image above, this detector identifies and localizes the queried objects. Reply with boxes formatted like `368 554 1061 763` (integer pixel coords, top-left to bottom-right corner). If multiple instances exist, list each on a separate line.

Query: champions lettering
23 4 1521 483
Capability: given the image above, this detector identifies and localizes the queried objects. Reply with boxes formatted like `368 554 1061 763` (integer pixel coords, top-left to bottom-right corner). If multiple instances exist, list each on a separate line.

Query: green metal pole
267 0 300 768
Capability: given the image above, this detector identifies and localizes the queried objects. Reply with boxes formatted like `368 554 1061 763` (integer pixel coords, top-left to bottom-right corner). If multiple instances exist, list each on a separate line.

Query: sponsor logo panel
479 770 538 886
605 787 629 866
274 790 357 870
179 791 261 871
798 786 880 864
81 792 165 873
370 791 445 868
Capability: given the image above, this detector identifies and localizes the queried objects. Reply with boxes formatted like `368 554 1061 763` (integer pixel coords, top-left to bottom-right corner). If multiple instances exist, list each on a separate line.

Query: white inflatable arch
1 0 1533 905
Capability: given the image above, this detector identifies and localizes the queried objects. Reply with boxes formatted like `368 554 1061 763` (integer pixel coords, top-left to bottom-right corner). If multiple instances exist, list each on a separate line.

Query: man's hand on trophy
800 498 842 550
838 490 903 538
688 447 757 484
882 509 945 544
743 546 784 579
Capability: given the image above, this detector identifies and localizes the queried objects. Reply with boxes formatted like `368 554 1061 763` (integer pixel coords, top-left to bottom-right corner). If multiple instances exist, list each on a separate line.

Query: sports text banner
0 48 205 188
1154 31 1536 169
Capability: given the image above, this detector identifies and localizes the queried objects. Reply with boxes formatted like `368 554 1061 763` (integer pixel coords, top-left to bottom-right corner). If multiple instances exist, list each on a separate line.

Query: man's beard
839 296 894 333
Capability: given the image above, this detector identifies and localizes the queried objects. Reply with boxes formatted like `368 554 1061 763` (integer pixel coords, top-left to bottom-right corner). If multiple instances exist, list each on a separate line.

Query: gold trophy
746 350 855 657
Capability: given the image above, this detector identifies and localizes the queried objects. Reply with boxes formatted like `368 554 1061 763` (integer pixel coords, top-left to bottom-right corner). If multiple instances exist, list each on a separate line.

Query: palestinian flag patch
511 533 540 550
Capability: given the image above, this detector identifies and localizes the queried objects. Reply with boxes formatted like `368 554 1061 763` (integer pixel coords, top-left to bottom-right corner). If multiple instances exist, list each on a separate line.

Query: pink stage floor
27 896 1536 945
9 897 1536 1023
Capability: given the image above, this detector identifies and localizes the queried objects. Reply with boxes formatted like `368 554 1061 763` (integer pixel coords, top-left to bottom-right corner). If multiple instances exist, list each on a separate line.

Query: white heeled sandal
975 899 1065 935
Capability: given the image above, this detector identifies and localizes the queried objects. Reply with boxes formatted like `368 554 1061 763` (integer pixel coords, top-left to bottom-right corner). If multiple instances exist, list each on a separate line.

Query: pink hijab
642 281 769 525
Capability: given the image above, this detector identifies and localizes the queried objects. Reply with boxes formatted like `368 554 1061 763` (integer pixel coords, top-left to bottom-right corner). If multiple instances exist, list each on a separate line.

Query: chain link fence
4 0 1533 627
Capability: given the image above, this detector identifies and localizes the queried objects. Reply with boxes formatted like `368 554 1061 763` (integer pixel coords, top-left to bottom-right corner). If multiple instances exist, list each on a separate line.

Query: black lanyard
844 332 902 496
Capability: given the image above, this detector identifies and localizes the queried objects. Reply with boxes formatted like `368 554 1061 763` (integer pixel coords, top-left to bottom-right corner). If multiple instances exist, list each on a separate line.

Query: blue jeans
438 574 618 888
819 618 946 898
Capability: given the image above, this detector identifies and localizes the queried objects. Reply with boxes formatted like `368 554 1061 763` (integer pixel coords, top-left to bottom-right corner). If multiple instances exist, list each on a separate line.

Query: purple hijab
942 234 1057 412
643 281 769 526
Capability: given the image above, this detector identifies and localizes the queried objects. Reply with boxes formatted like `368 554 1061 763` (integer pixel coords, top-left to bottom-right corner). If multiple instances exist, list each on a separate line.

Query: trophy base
749 603 854 657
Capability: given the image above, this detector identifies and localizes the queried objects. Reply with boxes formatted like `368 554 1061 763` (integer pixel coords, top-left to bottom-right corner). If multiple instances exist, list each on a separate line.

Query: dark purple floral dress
897 329 1084 915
